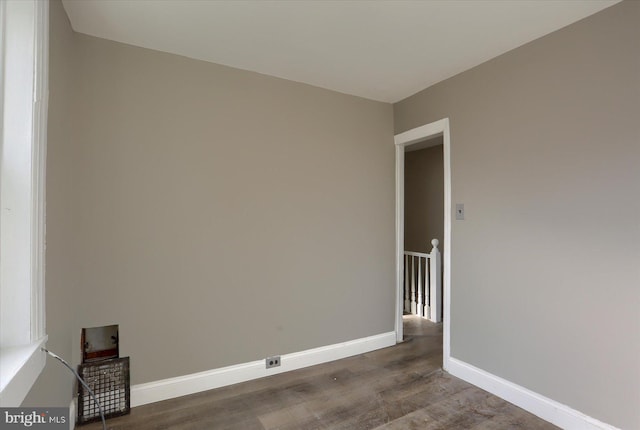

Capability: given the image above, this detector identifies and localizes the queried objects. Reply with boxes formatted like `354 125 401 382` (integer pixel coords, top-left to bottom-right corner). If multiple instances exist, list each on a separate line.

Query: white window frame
0 0 49 406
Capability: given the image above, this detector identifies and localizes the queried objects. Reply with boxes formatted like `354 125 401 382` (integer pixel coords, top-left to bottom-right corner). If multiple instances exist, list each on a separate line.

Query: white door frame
394 118 451 371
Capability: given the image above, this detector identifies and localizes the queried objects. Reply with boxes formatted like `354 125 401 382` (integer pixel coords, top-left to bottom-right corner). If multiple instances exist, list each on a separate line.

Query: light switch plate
456 203 465 220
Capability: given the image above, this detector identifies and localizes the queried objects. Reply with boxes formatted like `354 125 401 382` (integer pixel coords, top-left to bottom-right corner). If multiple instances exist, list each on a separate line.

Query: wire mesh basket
77 357 130 425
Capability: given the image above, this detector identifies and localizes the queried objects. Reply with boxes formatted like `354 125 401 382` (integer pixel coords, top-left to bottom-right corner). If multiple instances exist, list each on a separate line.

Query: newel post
429 239 442 323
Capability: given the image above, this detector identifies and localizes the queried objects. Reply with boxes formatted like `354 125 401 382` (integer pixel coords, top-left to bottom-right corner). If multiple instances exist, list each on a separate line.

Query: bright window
0 0 49 406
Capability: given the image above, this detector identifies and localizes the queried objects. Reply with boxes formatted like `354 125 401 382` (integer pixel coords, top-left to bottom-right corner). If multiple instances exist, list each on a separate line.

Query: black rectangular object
77 357 130 425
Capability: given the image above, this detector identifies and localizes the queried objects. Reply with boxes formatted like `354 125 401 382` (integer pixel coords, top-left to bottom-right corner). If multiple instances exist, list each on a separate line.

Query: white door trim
394 118 451 371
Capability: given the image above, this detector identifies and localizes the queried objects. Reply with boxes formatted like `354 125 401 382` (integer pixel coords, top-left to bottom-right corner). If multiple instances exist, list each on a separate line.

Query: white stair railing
403 239 441 323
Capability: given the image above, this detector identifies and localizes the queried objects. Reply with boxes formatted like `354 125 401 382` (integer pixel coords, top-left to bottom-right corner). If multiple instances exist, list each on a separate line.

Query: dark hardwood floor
81 316 557 429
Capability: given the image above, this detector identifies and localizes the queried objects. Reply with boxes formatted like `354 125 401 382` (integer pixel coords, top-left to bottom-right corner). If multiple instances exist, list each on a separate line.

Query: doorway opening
403 139 443 322
394 118 451 371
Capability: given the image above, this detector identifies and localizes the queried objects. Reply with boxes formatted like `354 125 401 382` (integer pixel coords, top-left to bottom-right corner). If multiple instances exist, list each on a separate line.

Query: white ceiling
61 0 619 103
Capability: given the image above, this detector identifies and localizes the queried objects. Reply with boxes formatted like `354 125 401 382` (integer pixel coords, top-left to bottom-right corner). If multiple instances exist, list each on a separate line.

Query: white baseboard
447 357 619 430
131 331 396 407
69 397 76 430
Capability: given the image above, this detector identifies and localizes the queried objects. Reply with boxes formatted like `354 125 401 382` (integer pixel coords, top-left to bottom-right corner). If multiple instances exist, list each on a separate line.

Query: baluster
417 255 423 317
410 256 417 314
423 257 429 317
429 239 442 322
404 254 410 313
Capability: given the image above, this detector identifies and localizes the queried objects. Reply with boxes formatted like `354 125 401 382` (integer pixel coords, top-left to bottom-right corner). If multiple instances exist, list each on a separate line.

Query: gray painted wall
26 0 395 405
404 142 444 255
394 2 639 428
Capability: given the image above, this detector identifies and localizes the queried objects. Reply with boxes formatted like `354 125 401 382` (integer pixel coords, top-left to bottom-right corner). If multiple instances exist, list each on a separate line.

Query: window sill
0 336 48 406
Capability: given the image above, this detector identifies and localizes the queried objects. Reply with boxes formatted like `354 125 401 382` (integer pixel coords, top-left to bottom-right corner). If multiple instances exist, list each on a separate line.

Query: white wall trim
448 357 620 430
394 143 405 343
31 0 49 342
0 0 48 404
131 331 395 407
69 398 76 430
0 337 47 406
393 118 451 371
